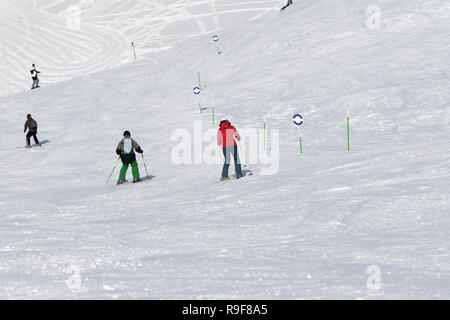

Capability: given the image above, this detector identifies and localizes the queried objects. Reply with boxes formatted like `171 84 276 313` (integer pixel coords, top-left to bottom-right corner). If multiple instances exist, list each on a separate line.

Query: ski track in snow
0 0 450 299
0 0 280 96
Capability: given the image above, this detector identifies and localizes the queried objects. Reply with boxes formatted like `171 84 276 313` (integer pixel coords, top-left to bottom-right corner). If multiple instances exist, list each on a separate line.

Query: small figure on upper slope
281 0 293 11
116 130 143 184
24 114 41 148
30 64 41 89
217 120 243 181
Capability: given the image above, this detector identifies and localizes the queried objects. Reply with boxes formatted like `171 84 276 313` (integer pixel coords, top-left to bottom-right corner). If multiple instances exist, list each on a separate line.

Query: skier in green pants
116 130 144 184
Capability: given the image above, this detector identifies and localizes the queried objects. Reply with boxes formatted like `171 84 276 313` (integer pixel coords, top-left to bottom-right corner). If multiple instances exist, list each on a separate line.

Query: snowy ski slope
0 0 281 96
0 0 449 299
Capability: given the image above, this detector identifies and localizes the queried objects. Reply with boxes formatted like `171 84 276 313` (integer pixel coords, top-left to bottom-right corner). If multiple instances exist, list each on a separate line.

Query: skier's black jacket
30 68 40 80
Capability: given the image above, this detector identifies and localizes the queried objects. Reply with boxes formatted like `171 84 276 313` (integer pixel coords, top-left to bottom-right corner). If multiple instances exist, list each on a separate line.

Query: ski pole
106 156 120 184
141 153 149 178
347 107 350 152
237 140 246 168
218 146 223 163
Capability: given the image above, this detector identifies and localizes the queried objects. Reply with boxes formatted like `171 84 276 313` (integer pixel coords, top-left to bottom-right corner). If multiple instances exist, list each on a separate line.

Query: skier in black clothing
24 114 41 147
281 0 293 11
30 64 41 89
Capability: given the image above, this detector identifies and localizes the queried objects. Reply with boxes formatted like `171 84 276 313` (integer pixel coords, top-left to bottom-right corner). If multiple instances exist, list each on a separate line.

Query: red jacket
217 121 240 148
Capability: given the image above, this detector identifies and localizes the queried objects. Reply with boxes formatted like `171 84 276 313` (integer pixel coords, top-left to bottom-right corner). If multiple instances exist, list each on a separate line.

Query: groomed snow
0 0 281 96
0 0 449 299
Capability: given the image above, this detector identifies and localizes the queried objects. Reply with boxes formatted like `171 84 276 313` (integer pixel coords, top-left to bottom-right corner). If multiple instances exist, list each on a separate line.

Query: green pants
119 160 140 181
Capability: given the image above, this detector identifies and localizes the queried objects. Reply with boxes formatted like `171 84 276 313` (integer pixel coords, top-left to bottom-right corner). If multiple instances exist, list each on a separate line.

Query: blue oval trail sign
293 114 303 126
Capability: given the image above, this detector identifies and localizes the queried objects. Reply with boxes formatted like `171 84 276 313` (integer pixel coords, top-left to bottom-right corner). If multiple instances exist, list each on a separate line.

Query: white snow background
0 0 449 299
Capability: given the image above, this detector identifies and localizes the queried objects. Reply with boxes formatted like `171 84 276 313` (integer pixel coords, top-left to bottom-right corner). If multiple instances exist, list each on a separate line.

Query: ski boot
132 178 142 183
35 143 42 147
220 176 230 181
236 174 243 179
25 145 31 148
116 179 126 185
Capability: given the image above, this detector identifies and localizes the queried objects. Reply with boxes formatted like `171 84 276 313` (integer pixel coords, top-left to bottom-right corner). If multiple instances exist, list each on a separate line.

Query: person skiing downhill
24 114 41 148
116 131 144 184
217 120 243 181
30 64 40 89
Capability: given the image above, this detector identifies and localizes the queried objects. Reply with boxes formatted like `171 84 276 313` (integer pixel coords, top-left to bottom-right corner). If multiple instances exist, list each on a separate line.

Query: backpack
122 138 133 154
30 119 37 130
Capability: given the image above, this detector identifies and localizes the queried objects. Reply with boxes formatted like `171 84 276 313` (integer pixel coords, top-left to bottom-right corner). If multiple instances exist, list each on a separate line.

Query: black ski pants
32 78 39 89
26 131 39 146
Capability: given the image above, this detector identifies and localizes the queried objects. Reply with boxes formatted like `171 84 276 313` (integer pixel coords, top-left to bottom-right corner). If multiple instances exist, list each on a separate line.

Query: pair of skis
116 176 153 185
107 153 152 185
18 139 50 149
215 166 254 184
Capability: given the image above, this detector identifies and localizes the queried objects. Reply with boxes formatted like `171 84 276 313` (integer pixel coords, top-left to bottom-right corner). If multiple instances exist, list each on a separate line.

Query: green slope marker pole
347 107 350 152
212 108 215 125
299 137 303 154
215 44 221 55
199 102 202 114
132 41 136 60
264 120 266 150
198 72 202 90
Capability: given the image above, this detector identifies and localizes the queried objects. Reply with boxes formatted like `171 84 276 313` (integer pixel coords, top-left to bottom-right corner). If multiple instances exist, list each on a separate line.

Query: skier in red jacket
217 120 243 180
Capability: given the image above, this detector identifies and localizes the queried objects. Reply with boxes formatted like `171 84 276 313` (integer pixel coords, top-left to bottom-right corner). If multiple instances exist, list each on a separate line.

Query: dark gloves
136 147 143 154
116 149 121 155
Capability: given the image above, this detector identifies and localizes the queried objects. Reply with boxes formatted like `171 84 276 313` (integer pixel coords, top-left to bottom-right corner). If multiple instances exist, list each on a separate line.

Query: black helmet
27 114 31 119
123 130 131 137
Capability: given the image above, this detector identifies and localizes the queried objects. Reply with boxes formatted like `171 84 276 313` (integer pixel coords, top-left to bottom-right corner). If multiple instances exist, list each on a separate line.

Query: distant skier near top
116 130 144 184
24 114 41 148
281 0 293 11
30 64 41 89
217 120 243 181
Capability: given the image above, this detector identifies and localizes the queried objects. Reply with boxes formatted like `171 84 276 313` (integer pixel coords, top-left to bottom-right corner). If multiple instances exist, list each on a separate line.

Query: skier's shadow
231 169 253 178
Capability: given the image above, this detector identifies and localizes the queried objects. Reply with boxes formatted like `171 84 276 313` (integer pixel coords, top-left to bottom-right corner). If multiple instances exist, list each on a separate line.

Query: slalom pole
199 102 202 114
212 35 222 55
264 120 266 150
347 107 350 152
106 156 120 184
198 71 202 90
212 107 215 125
141 153 149 179
299 137 303 154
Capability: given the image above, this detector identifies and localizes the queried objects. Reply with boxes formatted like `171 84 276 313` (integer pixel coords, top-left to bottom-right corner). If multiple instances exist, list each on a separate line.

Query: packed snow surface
0 0 281 96
0 0 449 299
